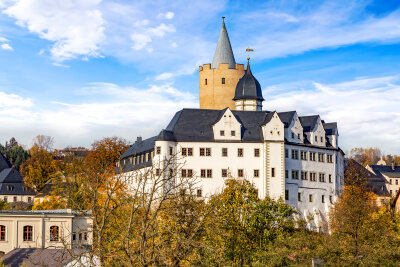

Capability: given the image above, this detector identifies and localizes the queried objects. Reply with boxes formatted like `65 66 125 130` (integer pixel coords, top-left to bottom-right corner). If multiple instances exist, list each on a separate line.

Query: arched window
0 225 5 241
23 225 33 241
50 226 59 241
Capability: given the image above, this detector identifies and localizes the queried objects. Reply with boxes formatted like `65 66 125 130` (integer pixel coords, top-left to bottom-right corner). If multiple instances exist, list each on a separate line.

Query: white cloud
264 75 400 153
2 0 104 61
130 23 175 51
1 43 13 50
0 91 33 108
130 33 152 50
158 11 174 20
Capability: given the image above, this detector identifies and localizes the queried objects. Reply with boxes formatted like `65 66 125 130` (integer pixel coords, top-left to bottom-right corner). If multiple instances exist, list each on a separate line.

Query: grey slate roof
121 136 158 159
369 165 400 178
233 61 264 101
0 151 35 196
0 152 12 172
2 248 88 267
211 21 236 69
299 115 319 132
277 111 296 128
323 122 338 135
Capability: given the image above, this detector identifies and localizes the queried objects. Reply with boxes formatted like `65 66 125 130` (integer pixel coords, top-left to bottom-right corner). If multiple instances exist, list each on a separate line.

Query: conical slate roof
0 151 12 172
233 61 264 101
211 20 236 69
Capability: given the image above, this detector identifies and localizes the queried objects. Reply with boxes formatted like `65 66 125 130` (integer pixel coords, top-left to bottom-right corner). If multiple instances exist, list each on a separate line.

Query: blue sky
0 0 400 154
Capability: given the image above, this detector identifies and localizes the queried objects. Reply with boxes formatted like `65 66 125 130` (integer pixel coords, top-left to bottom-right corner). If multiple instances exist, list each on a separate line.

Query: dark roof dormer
233 60 264 101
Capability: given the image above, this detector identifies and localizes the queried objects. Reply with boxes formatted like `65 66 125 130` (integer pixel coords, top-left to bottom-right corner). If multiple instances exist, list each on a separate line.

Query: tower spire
211 17 236 69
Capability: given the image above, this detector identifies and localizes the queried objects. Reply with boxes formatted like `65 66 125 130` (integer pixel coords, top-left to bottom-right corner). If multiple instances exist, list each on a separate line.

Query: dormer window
222 78 225 84
220 130 225 136
298 133 300 139
315 136 318 142
320 137 323 143
7 185 13 191
291 132 294 139
231 131 236 136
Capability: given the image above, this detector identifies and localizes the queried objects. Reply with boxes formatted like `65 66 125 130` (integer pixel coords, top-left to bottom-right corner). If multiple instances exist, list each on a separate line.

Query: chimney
135 136 143 145
392 162 395 171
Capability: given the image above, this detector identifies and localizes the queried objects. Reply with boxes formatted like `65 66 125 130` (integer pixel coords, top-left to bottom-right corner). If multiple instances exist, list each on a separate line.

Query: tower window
222 78 225 84
205 78 207 85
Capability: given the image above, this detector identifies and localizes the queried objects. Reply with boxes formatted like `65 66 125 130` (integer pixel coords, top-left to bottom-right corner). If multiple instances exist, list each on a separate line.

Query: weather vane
246 47 254 61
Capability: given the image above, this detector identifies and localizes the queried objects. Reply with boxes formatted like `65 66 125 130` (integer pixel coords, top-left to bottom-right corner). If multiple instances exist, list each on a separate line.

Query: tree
0 138 29 170
349 147 382 166
21 144 59 191
33 135 54 152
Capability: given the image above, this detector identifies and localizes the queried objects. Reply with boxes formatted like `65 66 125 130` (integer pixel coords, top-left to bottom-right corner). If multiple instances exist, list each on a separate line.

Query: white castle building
119 20 344 228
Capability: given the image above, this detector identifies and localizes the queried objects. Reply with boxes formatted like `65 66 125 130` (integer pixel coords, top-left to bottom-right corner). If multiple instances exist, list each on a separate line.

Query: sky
0 0 400 154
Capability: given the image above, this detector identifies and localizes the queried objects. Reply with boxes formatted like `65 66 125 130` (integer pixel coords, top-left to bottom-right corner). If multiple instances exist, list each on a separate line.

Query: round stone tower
199 19 244 110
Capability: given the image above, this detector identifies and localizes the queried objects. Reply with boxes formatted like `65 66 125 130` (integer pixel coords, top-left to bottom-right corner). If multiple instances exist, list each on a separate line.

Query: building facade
0 209 92 254
119 19 345 229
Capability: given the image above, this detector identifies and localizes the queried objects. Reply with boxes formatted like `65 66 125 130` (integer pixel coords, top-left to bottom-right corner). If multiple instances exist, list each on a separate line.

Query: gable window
291 132 294 139
254 148 260 157
238 169 244 177
205 79 207 85
220 130 225 136
23 225 33 241
222 169 228 178
156 146 161 155
301 171 308 180
0 225 5 241
254 169 259 178
300 151 307 160
291 150 299 160
321 137 324 143
298 133 300 139
271 168 275 177
222 78 225 84
298 192 302 202
237 148 243 157
285 190 289 200
222 148 228 157
50 226 59 241
309 194 313 202
231 130 236 136
315 136 318 142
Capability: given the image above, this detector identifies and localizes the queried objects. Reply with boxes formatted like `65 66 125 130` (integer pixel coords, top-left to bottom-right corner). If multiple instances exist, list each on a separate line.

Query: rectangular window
205 79 207 85
238 169 244 177
201 169 206 178
238 148 243 157
298 192 302 202
231 130 236 136
322 195 325 203
300 151 307 160
200 148 211 156
310 152 316 161
396 180 399 185
285 170 288 179
0 225 5 241
187 169 193 177
222 78 225 84
310 172 317 182
271 168 275 177
156 146 161 154
207 169 212 178
72 233 76 241
222 169 228 178
254 148 260 157
327 154 333 163
309 194 313 202
169 147 173 156
298 133 300 139
285 190 289 200
315 136 318 142
301 171 308 180
156 169 161 176
291 150 299 160
319 173 326 183
220 130 225 136
141 155 144 163
28 197 32 203
390 179 392 184
187 148 193 156
182 148 187 156
321 137 324 143
285 149 289 158
318 153 325 162
197 189 202 197
13 197 17 202
291 132 294 139
181 169 187 178
23 226 33 241
329 174 332 183
329 195 333 204
222 148 228 157
292 170 299 180
254 169 259 178
146 153 149 162
206 148 211 156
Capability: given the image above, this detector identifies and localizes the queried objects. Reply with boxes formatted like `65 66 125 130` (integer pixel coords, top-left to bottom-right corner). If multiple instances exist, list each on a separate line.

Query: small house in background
0 152 35 205
53 148 93 160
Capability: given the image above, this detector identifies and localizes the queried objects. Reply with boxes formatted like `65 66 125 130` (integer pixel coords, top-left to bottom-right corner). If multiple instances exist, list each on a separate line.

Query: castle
119 19 345 229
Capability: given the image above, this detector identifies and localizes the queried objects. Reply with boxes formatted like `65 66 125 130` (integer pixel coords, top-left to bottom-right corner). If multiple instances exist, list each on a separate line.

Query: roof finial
222 16 225 23
246 47 254 62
